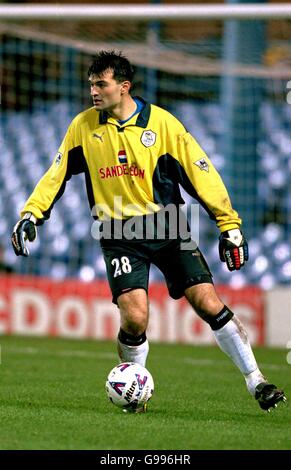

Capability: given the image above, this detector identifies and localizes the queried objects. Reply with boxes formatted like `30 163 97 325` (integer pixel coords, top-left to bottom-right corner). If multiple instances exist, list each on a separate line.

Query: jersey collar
99 96 150 128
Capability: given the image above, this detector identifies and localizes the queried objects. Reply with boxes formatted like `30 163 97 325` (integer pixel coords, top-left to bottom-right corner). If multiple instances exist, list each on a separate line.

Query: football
105 362 154 412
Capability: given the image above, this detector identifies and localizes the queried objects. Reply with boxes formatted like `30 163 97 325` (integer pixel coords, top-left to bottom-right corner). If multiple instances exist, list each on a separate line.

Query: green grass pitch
0 335 290 450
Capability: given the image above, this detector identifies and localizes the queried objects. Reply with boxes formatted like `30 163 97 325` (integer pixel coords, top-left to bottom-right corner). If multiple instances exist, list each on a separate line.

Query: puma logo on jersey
93 132 104 142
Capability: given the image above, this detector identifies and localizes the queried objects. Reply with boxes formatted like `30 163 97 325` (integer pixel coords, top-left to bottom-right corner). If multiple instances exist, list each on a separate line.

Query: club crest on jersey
54 152 63 166
194 158 209 172
118 150 128 164
141 130 156 148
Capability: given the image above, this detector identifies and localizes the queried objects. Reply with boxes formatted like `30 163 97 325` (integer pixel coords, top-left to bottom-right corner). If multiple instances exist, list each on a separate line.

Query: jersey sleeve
20 118 84 224
175 131 241 233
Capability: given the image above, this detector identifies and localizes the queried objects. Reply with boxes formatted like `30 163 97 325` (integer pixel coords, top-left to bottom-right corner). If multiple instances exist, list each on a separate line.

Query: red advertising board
0 274 265 344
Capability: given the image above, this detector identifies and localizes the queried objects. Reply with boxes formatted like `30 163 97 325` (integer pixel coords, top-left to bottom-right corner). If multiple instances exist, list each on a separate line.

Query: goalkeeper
12 50 285 412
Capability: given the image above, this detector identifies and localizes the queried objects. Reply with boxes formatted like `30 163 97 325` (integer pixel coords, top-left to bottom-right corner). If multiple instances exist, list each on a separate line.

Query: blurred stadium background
1 0 291 346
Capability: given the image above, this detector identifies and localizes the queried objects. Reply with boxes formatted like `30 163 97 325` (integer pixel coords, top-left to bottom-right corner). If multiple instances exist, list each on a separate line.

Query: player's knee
118 288 149 335
119 303 148 335
117 288 147 310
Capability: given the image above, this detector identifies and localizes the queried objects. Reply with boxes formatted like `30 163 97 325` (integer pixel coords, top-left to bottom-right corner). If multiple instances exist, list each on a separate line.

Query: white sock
244 369 267 396
117 338 149 367
213 316 266 395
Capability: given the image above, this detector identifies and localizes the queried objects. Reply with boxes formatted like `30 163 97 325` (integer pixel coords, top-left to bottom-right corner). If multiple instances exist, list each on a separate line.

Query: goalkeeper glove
219 228 248 271
11 213 37 257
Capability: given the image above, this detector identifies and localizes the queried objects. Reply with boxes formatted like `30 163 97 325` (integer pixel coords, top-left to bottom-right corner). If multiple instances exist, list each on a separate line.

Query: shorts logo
141 130 156 148
194 158 209 172
118 150 127 164
54 152 63 166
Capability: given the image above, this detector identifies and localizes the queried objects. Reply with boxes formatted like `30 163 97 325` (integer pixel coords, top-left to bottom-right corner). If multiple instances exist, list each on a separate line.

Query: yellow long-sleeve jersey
21 97 241 232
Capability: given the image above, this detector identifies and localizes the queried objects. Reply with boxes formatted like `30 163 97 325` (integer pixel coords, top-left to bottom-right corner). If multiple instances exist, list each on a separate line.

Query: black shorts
100 237 213 304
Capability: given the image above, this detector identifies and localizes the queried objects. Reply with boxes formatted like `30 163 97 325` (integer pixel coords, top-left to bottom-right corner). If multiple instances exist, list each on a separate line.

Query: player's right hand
11 214 37 257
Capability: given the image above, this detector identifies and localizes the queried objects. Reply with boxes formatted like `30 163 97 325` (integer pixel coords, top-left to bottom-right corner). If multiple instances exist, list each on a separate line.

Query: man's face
88 69 126 112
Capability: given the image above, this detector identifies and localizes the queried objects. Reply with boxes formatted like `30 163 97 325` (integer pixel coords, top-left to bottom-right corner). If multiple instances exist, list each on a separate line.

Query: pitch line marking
3 346 289 370
3 346 116 359
183 357 289 370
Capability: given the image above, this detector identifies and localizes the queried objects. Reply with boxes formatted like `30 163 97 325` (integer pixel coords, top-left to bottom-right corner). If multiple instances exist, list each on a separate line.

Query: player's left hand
219 228 248 271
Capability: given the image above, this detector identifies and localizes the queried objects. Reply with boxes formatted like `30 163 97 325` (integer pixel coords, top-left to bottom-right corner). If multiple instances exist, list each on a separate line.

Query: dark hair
88 50 134 83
